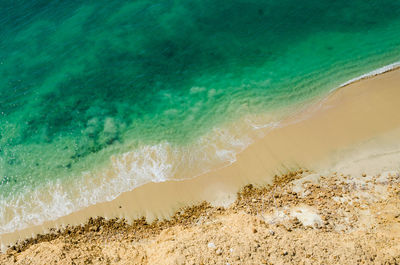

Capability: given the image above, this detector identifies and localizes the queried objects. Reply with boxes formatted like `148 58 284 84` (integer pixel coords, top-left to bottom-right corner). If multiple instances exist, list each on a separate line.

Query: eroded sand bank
2 170 400 264
1 68 400 247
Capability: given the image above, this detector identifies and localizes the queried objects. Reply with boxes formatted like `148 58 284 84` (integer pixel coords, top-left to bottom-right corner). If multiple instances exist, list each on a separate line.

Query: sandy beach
1 67 400 264
1 169 400 264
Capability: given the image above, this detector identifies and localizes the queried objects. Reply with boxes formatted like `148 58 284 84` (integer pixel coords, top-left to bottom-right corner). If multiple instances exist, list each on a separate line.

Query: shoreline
336 61 400 89
2 169 400 264
1 66 400 248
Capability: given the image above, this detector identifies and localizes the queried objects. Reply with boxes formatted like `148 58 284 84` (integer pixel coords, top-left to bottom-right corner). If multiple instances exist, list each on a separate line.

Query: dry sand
0 68 400 263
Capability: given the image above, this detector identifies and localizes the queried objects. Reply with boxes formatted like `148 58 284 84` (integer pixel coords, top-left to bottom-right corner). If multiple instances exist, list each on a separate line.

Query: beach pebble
216 248 222 255
207 242 216 249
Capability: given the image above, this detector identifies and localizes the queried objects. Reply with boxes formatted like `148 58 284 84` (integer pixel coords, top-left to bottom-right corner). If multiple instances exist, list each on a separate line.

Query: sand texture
1 169 400 264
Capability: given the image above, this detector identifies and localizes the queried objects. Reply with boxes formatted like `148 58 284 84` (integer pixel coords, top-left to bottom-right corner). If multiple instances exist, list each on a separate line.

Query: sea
1 0 400 234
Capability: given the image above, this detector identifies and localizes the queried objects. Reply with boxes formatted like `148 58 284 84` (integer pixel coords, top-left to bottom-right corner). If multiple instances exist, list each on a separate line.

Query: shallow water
0 0 400 233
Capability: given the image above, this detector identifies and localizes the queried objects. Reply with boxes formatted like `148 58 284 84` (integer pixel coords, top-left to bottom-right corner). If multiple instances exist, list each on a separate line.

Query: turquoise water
1 0 400 233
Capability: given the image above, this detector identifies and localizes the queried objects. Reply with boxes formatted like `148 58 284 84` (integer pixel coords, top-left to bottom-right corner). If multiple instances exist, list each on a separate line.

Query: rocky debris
1 169 400 264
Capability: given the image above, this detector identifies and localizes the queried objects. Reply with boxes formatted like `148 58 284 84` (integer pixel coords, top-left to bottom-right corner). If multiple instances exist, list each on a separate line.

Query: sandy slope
1 169 400 264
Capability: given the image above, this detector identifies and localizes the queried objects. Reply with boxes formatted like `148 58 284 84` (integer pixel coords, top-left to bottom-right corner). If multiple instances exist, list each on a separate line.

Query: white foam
0 119 257 235
2 61 400 237
337 61 400 89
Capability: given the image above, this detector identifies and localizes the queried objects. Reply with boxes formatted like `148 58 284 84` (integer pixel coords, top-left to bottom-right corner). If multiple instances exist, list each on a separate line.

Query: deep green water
0 0 400 233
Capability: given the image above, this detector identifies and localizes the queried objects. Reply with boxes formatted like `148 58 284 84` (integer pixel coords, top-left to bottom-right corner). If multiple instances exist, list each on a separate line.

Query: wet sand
1 67 400 248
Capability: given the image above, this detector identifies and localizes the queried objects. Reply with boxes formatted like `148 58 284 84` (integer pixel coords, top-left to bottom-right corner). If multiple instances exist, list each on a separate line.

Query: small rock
216 248 222 255
362 173 366 177
207 242 216 249
89 225 98 232
282 251 288 256
269 230 275 236
252 199 258 203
